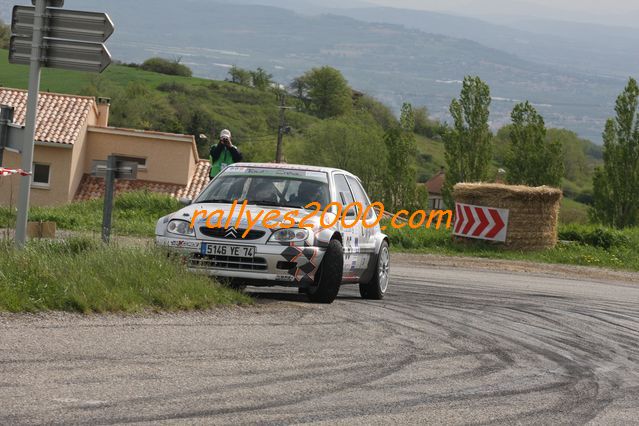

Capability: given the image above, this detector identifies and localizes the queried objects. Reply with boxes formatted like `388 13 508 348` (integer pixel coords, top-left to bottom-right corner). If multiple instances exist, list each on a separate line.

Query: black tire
359 241 389 300
307 239 344 304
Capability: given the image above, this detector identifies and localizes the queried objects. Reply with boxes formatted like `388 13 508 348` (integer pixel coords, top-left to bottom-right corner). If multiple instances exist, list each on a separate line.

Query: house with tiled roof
0 88 210 207
425 168 446 210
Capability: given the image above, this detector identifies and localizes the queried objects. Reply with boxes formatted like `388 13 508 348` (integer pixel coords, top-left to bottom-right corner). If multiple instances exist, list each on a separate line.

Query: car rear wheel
307 239 343 304
359 241 389 300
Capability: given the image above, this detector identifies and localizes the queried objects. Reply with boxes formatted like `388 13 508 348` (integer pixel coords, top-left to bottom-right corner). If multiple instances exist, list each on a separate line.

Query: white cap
220 129 232 139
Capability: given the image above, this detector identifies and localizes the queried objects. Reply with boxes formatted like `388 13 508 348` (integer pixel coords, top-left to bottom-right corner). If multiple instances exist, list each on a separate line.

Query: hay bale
453 183 563 250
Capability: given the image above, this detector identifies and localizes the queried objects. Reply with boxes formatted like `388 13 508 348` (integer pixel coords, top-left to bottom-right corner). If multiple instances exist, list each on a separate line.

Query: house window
32 163 51 188
116 156 147 169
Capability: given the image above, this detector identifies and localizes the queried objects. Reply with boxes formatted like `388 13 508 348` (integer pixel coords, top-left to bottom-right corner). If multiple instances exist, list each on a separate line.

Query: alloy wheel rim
378 246 390 293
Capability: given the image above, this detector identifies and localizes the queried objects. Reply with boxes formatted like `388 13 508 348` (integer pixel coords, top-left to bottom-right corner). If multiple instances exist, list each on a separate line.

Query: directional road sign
10 35 112 73
12 6 114 44
91 159 139 180
32 0 63 7
4 125 25 152
454 203 509 242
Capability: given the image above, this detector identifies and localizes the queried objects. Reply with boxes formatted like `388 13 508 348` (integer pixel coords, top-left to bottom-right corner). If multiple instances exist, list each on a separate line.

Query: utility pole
275 96 286 163
15 0 47 247
275 94 294 164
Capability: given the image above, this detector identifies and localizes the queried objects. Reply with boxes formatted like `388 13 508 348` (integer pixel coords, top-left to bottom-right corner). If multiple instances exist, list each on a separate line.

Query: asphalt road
1 257 639 425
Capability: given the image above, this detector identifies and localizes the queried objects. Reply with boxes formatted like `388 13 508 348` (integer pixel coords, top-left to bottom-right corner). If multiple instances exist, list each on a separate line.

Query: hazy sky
364 0 639 26
366 0 636 14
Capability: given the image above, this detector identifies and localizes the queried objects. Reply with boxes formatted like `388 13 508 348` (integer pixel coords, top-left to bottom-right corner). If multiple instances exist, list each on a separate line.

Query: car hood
167 202 332 230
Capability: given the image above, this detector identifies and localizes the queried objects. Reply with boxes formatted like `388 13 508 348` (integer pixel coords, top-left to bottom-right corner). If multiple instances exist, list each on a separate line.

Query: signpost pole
15 0 46 247
101 155 116 243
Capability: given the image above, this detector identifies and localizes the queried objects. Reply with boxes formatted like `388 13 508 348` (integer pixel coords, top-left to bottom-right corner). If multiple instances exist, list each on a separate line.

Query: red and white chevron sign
454 203 509 242
0 167 32 177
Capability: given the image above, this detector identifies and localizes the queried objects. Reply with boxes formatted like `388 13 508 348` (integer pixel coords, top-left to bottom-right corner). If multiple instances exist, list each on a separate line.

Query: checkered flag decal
280 245 318 284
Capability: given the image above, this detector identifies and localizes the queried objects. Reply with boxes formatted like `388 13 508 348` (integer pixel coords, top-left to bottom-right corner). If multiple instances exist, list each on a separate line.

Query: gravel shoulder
393 252 639 285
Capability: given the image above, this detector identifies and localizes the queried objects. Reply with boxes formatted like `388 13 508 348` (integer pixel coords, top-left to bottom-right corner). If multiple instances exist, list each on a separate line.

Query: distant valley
1 0 632 142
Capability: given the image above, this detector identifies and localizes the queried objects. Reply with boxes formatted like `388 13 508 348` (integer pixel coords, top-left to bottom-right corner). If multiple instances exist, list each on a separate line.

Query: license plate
201 243 255 257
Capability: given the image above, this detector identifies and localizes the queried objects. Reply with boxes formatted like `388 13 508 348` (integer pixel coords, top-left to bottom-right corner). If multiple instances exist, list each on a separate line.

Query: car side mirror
179 197 192 206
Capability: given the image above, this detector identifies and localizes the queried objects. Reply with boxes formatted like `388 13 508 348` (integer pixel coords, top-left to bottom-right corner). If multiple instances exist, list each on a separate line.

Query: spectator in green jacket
209 129 243 178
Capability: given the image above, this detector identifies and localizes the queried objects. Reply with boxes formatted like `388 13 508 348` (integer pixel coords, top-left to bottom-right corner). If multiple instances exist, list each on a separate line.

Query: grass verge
385 223 639 272
0 191 179 238
0 237 251 313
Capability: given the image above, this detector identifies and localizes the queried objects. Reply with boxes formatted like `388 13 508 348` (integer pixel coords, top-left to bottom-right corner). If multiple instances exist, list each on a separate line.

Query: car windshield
195 167 330 209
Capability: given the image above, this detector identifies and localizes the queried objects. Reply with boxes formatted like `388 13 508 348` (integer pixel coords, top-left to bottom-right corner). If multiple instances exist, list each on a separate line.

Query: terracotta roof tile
425 170 446 195
177 160 211 200
0 88 94 145
74 160 212 202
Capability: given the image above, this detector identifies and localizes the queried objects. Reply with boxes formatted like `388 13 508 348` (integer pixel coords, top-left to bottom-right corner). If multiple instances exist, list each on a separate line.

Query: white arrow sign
10 36 112 73
12 6 114 44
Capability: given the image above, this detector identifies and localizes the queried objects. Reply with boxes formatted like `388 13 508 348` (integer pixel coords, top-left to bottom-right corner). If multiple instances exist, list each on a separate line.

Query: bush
157 81 191 93
141 57 192 77
558 224 630 250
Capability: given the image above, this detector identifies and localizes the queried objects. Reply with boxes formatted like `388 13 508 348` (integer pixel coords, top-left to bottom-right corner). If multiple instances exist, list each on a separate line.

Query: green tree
505 101 563 187
0 19 9 50
383 103 422 211
297 112 387 200
413 106 443 139
298 66 352 119
228 66 252 86
355 95 397 130
591 78 639 228
442 76 493 206
251 67 273 91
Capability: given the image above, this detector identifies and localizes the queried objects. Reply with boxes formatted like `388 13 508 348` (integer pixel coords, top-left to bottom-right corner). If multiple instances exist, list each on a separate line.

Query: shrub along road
1 255 638 424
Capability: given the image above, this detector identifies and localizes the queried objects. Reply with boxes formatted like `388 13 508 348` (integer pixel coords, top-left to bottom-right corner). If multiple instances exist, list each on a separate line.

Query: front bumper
156 236 326 286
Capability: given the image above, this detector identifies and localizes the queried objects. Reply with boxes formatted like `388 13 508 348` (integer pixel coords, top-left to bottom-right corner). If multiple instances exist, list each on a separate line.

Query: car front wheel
359 241 389 300
307 239 343 304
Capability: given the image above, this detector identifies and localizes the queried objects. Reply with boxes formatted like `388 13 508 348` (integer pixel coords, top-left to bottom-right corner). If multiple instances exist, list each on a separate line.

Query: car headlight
167 220 195 237
269 228 309 243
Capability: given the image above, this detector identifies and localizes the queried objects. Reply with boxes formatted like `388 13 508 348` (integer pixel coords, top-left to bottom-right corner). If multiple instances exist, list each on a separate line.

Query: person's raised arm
228 145 243 163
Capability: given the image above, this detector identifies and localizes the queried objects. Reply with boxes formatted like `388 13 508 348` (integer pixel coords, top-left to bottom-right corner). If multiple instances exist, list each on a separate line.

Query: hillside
0 49 323 161
0 49 599 214
0 50 445 176
2 0 623 143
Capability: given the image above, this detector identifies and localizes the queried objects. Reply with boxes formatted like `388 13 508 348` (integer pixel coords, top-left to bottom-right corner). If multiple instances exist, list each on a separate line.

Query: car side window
346 176 373 219
333 174 356 208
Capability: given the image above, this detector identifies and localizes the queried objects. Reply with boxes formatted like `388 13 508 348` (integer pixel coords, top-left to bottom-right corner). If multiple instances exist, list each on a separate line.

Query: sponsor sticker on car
169 240 201 249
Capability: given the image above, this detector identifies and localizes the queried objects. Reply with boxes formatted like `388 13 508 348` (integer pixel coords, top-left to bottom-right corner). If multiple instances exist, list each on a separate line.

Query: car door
345 175 377 277
333 173 362 281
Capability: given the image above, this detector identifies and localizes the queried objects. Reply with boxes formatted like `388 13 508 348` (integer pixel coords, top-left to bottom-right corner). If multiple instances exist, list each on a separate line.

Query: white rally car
156 163 390 303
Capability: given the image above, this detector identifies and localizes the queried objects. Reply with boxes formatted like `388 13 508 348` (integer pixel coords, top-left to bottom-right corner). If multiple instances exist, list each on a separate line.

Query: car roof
230 163 357 177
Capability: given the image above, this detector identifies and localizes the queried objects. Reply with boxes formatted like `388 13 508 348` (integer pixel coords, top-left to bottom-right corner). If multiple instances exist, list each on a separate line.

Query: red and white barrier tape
0 167 32 177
